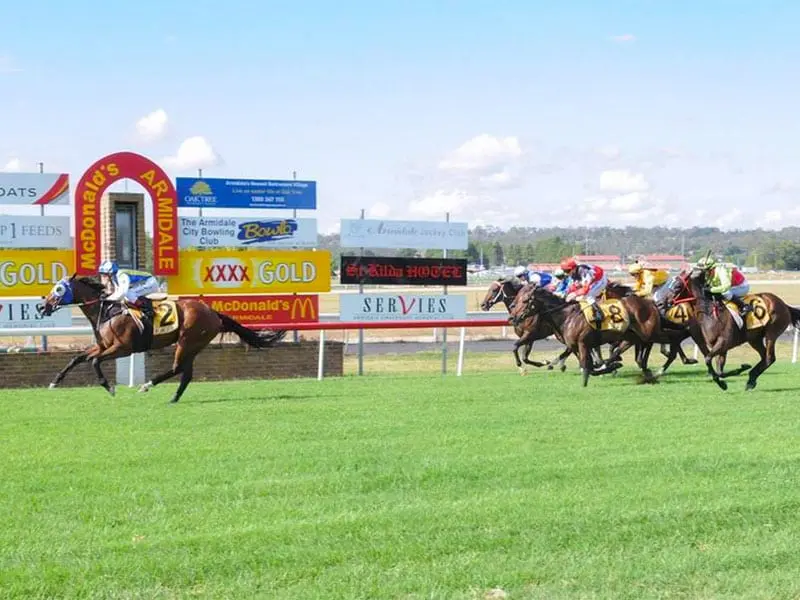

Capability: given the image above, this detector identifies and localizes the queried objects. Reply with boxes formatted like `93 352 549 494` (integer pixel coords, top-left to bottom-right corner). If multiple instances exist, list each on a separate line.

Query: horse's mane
73 275 106 294
532 285 566 308
607 281 635 296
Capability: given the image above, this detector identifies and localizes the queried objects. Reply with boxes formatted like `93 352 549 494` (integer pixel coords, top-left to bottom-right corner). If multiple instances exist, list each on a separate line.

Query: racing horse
509 285 662 386
682 267 800 391
38 275 287 403
480 278 604 373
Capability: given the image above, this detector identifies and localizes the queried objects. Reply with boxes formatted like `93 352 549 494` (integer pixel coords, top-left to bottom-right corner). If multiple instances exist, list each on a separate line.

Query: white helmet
513 265 526 277
553 268 565 279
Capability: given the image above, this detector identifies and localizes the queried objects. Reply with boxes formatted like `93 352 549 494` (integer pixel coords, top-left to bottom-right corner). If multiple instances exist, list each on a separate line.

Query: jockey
513 265 552 288
695 257 752 316
98 260 160 322
562 256 608 324
629 261 669 297
550 268 571 297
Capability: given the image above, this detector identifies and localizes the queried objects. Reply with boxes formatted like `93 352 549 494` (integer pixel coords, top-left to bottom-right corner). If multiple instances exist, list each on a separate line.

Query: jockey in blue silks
513 265 553 288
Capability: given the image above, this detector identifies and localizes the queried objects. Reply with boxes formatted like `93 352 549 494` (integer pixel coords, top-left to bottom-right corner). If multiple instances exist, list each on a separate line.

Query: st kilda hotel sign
340 255 468 286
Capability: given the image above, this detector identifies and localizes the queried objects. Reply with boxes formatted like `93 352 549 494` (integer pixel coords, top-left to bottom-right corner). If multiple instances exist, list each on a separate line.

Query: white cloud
1 158 22 172
162 136 220 171
610 34 636 43
0 55 22 74
367 202 391 218
438 134 522 174
714 208 745 230
756 210 784 229
136 108 169 142
409 189 476 217
599 169 650 193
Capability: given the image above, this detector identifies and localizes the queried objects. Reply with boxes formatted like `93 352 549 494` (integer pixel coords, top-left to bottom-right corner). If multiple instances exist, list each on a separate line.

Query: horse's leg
91 356 114 397
522 341 548 368
512 337 528 375
90 345 130 397
170 360 195 404
703 343 728 391
138 364 182 393
638 343 657 384
578 342 591 387
49 349 92 389
718 351 751 378
676 341 698 365
744 337 775 391
546 346 572 371
657 341 679 376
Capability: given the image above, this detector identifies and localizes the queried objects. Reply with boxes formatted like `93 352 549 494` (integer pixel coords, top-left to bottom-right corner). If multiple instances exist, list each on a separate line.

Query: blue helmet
98 260 119 276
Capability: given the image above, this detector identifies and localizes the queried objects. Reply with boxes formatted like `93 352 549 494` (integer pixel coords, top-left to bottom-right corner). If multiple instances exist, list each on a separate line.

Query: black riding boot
137 297 155 322
729 295 752 316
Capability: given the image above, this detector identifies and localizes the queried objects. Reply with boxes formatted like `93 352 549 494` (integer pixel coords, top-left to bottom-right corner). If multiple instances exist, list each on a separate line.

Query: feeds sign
73 152 178 276
339 294 467 322
339 219 469 250
0 250 74 297
165 249 331 295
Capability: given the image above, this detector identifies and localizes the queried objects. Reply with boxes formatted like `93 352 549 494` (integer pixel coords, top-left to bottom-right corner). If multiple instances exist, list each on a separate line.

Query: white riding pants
582 274 608 304
721 282 749 300
124 277 161 303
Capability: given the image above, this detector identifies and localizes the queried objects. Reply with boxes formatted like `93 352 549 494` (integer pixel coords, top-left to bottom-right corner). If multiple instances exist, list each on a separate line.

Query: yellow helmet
628 262 643 275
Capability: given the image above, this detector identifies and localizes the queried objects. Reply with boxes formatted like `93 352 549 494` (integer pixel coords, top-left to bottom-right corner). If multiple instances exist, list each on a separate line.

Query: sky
1 0 800 234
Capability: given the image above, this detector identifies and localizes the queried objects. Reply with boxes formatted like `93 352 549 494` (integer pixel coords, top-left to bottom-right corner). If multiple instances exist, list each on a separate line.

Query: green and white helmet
695 256 717 270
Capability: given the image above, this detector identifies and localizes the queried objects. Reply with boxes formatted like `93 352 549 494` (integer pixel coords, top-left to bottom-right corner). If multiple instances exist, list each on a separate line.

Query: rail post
456 326 466 376
317 329 326 380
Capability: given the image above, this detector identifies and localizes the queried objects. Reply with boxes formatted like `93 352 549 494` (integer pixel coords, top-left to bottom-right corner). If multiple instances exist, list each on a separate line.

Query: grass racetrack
2 356 800 599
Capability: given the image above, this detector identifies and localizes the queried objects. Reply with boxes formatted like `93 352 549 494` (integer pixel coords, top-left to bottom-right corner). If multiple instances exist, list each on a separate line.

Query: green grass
2 358 800 599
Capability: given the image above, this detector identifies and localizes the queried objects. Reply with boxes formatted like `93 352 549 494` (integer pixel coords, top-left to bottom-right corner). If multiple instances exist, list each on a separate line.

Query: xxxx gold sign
0 249 74 297
166 249 332 295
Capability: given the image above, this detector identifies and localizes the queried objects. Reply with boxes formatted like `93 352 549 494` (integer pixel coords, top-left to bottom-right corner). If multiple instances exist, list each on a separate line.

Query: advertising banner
340 255 467 286
0 298 72 329
339 293 467 322
0 249 74 297
0 215 72 249
179 216 318 249
0 173 70 205
165 249 331 295
73 151 178 276
339 218 469 250
183 294 319 324
176 177 317 210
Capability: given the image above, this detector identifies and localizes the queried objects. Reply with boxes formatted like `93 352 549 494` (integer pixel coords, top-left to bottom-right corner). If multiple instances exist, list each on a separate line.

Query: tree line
320 225 800 270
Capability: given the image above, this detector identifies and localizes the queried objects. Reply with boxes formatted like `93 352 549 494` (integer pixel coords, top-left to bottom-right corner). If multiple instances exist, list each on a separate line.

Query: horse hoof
138 382 153 394
169 398 179 404
518 368 528 376
560 364 567 373
48 382 57 390
745 381 756 391
656 368 665 377
684 359 698 365
716 380 728 391
108 386 116 397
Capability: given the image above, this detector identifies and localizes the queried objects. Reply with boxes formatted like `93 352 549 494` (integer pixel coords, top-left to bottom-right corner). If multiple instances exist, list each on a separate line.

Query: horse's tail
789 305 800 329
215 311 288 348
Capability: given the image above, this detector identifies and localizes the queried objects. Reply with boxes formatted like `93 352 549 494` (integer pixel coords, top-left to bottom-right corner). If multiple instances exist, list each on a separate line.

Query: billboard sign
73 151 178 276
179 216 318 249
339 293 467 322
0 173 70 205
0 299 72 329
183 294 319 324
176 177 317 210
340 256 468 286
165 249 331 295
0 215 72 249
0 250 73 297
339 218 469 250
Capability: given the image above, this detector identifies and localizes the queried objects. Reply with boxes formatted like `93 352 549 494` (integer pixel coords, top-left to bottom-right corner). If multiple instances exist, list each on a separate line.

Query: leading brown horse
684 268 800 391
38 275 287 403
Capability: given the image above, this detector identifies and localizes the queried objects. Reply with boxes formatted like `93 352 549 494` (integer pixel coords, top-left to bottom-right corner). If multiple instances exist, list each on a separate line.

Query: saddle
578 298 630 332
103 294 179 352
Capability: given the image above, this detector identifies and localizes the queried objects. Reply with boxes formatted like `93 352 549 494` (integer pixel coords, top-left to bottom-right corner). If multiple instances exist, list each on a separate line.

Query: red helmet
560 257 578 272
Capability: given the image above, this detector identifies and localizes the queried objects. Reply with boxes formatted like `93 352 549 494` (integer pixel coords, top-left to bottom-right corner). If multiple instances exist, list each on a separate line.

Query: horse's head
480 277 520 311
38 275 105 317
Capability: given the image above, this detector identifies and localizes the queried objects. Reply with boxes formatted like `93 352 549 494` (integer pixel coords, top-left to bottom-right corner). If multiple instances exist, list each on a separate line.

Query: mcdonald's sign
180 294 319 324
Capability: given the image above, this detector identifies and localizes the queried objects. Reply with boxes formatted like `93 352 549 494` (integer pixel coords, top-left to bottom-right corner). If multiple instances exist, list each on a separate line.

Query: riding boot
729 295 752 316
591 302 604 326
136 297 155 323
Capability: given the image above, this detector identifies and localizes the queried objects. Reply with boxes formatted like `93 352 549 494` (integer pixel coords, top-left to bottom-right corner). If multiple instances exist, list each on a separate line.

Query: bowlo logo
189 180 213 195
237 219 298 245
